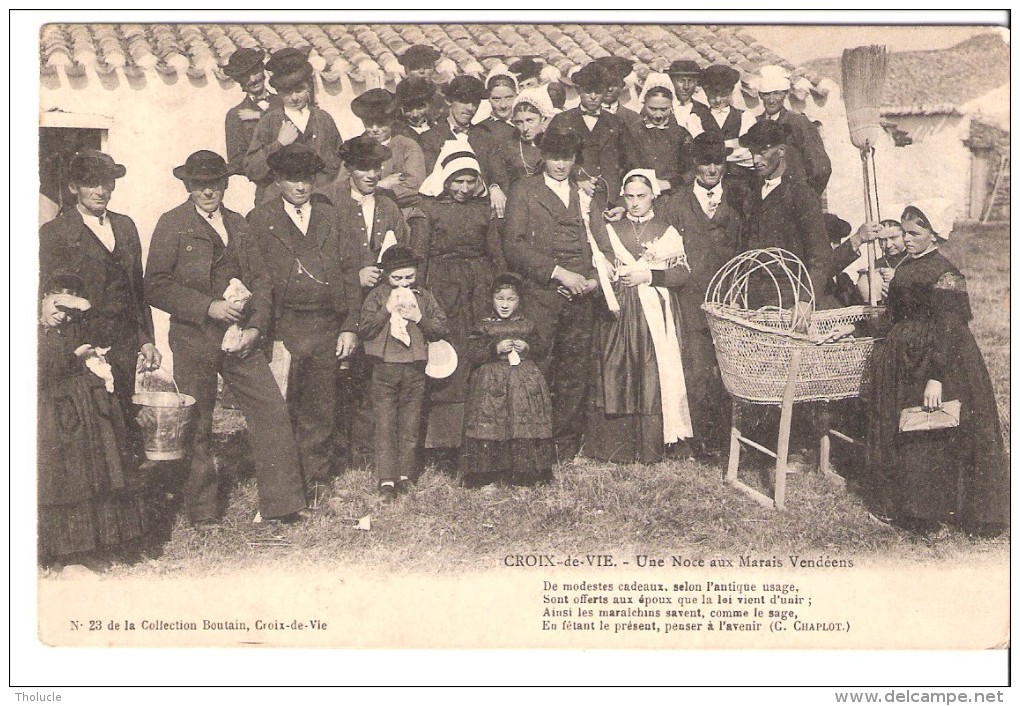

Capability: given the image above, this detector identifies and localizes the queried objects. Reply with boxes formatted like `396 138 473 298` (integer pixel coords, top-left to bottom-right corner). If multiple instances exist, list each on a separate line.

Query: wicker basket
702 248 883 404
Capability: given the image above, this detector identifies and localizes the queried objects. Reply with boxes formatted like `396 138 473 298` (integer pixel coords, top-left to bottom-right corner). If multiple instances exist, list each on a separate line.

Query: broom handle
860 149 879 306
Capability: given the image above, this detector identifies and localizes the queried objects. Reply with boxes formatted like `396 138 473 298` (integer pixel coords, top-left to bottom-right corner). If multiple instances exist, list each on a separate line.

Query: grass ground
55 225 1011 578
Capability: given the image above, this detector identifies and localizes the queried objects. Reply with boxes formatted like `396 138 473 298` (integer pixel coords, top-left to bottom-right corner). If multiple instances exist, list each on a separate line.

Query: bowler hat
67 150 126 185
351 88 399 124
339 135 393 170
596 56 634 83
572 62 610 92
700 64 740 93
691 131 731 165
223 47 264 80
508 57 543 83
535 128 581 160
823 213 853 245
379 245 422 272
172 150 233 182
399 45 441 70
395 76 436 108
267 144 326 180
665 59 702 77
265 47 311 74
739 120 792 152
269 58 314 92
443 75 486 104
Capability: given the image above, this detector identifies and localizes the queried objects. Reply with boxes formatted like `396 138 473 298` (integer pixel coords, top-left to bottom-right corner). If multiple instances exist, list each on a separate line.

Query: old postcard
16 9 1011 690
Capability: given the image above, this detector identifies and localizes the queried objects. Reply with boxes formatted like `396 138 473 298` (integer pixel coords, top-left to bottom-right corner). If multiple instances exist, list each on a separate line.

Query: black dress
38 322 146 562
459 316 555 484
865 249 1009 529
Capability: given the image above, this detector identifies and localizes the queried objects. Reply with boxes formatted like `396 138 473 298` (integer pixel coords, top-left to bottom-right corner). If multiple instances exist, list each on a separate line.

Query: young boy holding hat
503 128 603 462
222 48 281 177
349 87 427 210
145 150 309 529
755 65 831 195
244 48 343 204
328 135 410 469
246 143 355 508
359 245 449 500
546 61 625 205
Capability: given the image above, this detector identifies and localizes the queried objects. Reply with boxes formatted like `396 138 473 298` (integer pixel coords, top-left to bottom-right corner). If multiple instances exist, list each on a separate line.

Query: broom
841 45 888 306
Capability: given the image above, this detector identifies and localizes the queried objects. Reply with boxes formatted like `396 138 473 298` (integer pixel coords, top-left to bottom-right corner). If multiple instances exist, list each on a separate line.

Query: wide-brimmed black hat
442 75 486 104
267 143 325 180
351 88 399 124
269 57 314 92
339 135 393 170
824 213 853 245
535 128 581 160
739 120 792 153
265 47 310 74
700 64 740 93
508 57 543 83
596 56 634 83
379 245 422 272
395 76 436 108
399 45 441 70
67 150 126 185
665 59 702 77
691 131 731 165
572 62 610 92
223 48 264 80
172 150 233 182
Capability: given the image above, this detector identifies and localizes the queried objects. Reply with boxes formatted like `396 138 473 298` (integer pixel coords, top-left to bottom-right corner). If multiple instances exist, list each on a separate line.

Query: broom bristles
842 45 888 150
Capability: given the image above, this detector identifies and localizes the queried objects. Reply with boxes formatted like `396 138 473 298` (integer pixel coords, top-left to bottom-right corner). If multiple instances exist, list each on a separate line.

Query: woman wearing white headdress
620 72 695 195
413 140 505 450
585 168 695 462
485 86 558 197
865 198 1009 537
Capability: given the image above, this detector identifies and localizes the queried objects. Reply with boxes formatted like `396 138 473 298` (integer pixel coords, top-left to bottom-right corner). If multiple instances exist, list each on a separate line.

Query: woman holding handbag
865 199 1008 537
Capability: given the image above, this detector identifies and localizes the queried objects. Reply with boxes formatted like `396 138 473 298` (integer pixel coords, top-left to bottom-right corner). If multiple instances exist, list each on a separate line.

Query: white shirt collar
77 204 108 225
196 205 229 245
626 210 655 224
543 173 572 207
284 105 311 132
351 186 375 204
694 181 722 198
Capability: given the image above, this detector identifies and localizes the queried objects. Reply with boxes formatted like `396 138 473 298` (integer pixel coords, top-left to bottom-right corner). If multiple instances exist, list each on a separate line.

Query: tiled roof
805 33 1009 116
39 22 828 92
965 117 1010 152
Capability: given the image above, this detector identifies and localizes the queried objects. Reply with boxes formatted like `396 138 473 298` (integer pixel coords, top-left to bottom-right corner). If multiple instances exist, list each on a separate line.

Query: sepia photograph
14 8 1011 694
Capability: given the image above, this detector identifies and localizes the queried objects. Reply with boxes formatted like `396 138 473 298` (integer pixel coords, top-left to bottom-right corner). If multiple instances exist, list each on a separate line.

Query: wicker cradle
700 248 884 509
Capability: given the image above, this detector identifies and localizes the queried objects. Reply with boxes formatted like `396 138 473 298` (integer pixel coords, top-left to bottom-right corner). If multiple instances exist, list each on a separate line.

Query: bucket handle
142 368 187 406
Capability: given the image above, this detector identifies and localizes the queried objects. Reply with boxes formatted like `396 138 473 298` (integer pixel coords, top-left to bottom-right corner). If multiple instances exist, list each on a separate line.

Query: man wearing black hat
665 60 713 136
419 75 488 176
397 45 449 128
699 64 757 190
244 49 343 204
658 132 751 454
39 150 160 434
509 57 543 90
546 62 625 205
327 135 410 468
246 143 355 507
393 77 440 145
503 128 602 463
595 56 639 122
349 87 426 210
145 150 309 529
223 48 281 178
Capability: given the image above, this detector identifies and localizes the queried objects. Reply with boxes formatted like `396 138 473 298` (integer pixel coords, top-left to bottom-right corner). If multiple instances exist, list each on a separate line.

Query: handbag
898 399 961 433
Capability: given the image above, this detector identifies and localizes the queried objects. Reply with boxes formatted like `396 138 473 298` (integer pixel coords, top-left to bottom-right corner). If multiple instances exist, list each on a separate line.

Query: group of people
38 43 1008 571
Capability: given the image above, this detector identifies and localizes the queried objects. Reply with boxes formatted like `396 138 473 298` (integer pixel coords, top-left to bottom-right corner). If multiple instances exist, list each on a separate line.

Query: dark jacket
546 107 625 205
619 110 693 191
755 108 832 195
224 93 283 174
144 201 272 340
39 207 153 348
418 119 487 177
245 194 353 333
359 284 449 362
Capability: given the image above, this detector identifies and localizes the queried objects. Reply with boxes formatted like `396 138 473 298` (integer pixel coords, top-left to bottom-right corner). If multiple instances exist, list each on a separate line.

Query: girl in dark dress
414 141 504 451
460 275 555 487
585 170 695 462
866 200 1009 536
37 275 146 570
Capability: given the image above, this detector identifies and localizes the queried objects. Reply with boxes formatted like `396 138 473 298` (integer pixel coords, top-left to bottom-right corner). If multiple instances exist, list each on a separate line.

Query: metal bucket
133 391 197 461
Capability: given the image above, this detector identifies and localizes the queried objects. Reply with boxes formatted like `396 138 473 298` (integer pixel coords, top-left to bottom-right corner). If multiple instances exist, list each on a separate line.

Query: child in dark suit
359 246 449 500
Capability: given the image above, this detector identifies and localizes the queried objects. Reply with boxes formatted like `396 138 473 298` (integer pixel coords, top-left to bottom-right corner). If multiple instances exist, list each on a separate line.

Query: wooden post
727 400 741 483
819 401 831 476
774 350 803 510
